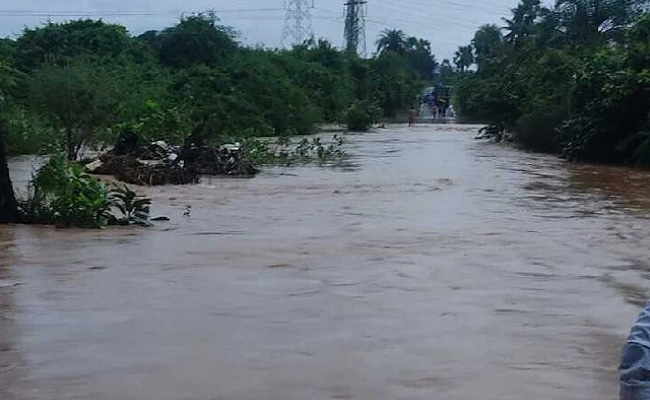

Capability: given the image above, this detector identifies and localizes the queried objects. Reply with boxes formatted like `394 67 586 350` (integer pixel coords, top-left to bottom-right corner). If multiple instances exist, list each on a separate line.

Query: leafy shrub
22 155 112 227
3 106 57 155
345 101 380 132
108 185 151 226
28 59 125 160
19 155 152 228
514 107 566 153
242 135 346 166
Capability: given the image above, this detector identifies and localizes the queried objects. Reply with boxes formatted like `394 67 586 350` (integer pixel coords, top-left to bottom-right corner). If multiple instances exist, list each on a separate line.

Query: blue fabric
621 302 650 400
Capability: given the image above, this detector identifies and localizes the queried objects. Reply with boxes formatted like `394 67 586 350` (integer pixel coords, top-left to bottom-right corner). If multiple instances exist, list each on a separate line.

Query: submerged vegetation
243 135 348 167
20 155 151 228
454 0 650 166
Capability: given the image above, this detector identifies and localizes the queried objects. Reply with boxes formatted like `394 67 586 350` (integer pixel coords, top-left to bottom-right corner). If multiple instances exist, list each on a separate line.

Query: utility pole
282 0 315 47
344 0 367 56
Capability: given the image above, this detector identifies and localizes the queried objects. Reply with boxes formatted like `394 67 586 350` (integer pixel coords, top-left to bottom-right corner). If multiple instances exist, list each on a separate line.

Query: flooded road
2 124 650 399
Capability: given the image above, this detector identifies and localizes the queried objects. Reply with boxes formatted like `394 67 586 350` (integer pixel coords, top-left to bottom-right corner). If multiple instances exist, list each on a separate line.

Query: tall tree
157 12 237 68
436 59 455 86
0 123 18 223
503 0 542 46
15 19 133 71
454 45 474 72
472 24 505 71
376 29 407 54
554 0 646 42
0 63 19 223
28 59 124 160
404 37 437 80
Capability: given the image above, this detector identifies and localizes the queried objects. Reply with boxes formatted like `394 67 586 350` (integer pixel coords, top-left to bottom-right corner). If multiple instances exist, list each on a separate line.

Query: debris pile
86 134 258 186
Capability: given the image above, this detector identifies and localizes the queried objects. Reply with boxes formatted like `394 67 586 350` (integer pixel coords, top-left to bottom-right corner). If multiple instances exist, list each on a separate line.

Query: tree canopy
454 0 650 164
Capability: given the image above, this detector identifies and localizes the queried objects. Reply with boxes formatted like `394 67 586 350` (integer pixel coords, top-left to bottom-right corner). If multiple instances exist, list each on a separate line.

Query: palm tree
454 45 474 72
472 24 504 70
554 0 645 41
503 0 542 46
0 63 19 223
376 29 407 54
404 37 436 79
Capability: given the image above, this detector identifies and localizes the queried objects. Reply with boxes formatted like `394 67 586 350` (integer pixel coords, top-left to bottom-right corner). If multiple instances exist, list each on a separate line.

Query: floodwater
2 124 650 400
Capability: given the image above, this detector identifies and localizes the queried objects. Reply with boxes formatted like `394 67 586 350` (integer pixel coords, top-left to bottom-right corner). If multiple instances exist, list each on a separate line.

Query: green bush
20 155 151 228
241 135 346 166
3 106 57 155
454 1 650 166
514 107 566 153
108 185 152 227
22 155 112 227
345 101 379 132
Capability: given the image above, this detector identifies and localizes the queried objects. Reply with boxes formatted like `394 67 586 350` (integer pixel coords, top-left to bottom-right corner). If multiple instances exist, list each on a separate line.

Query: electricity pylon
282 0 314 47
344 0 367 56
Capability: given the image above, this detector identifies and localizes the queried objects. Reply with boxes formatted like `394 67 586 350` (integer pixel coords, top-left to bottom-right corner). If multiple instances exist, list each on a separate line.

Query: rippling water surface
2 124 650 400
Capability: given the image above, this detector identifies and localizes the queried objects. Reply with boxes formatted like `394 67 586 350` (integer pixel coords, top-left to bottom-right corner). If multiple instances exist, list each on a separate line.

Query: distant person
408 107 418 127
437 96 448 119
621 302 650 399
431 104 439 120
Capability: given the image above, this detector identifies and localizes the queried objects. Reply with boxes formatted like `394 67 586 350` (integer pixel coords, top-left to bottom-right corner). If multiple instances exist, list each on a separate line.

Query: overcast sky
0 0 553 60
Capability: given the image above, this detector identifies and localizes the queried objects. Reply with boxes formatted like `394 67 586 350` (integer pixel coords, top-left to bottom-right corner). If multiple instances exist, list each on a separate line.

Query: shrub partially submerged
242 135 347 166
20 155 152 228
344 101 381 132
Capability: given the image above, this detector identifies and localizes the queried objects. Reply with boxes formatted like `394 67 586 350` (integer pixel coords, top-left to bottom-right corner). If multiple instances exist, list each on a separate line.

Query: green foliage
376 30 437 81
242 135 347 166
376 29 407 54
454 45 474 72
515 107 566 152
456 0 650 166
472 24 505 72
282 40 354 122
20 155 152 228
28 58 126 160
23 155 112 228
117 99 191 145
345 100 380 132
503 0 541 47
435 59 456 88
2 16 437 167
3 106 57 155
15 20 134 70
157 12 238 68
371 51 423 118
228 51 320 136
108 185 151 227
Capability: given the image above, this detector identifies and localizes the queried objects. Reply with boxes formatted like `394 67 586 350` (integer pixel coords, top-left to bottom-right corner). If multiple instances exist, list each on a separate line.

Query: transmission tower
344 0 367 56
282 0 314 47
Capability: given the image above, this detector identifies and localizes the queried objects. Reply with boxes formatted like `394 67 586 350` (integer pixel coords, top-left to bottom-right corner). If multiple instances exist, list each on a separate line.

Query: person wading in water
408 106 418 127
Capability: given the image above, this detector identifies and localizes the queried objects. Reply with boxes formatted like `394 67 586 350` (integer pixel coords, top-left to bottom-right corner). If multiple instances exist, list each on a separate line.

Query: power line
0 8 287 17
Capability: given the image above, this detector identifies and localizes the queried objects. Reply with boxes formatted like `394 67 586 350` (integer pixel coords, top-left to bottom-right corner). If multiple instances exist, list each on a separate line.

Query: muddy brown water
2 124 650 400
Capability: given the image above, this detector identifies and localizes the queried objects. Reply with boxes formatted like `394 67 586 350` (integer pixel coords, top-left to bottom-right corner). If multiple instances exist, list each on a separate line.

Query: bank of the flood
1 124 650 400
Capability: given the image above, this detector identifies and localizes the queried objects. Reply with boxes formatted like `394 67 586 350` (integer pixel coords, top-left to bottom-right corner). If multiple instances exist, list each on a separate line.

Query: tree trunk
0 121 19 223
66 129 75 161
